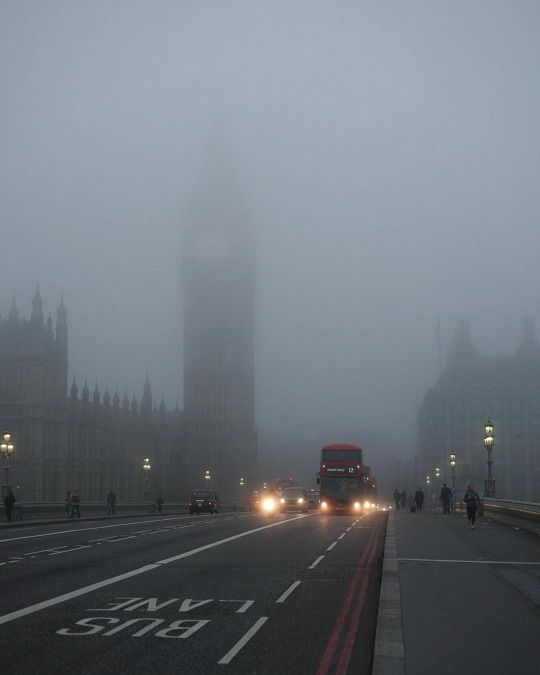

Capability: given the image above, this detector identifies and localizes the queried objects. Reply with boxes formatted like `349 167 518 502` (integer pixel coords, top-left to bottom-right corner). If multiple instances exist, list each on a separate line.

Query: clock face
191 229 232 265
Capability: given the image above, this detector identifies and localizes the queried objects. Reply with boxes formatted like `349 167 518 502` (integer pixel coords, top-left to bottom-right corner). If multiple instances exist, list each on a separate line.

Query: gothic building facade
416 318 540 501
1 174 258 502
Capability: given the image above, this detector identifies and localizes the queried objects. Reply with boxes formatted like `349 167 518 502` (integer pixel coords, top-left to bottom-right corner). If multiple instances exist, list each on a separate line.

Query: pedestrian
439 483 453 514
70 490 80 519
393 488 401 510
4 489 16 521
463 483 480 528
414 487 424 513
400 489 407 509
65 489 72 518
107 489 117 516
156 494 164 513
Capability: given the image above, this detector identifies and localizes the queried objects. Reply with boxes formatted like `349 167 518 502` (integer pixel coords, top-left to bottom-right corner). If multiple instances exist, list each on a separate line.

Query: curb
372 511 405 675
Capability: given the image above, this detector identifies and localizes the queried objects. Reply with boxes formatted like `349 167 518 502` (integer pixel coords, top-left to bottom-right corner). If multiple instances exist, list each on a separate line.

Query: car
188 489 220 514
307 488 320 509
279 486 309 513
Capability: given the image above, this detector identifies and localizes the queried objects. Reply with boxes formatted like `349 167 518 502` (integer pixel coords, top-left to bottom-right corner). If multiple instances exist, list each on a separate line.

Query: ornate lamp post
204 469 211 482
449 451 456 491
239 477 245 487
484 419 495 497
143 457 151 502
1 432 15 497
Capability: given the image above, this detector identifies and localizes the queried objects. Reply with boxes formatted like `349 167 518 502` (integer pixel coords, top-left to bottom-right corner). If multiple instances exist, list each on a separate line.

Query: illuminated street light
449 451 456 491
143 457 151 502
484 419 495 497
204 469 211 482
239 477 245 486
1 432 15 498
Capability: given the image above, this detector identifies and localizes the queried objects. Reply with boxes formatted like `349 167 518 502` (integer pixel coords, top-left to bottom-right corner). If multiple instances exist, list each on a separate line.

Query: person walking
156 494 164 513
440 483 453 514
414 487 424 513
65 489 72 518
70 490 80 519
107 489 117 516
463 483 480 528
400 490 407 509
4 490 16 521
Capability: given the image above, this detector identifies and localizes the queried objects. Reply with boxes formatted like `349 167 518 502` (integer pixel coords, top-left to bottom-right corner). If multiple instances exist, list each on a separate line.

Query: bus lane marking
217 617 268 665
308 555 325 570
275 581 301 604
0 514 309 626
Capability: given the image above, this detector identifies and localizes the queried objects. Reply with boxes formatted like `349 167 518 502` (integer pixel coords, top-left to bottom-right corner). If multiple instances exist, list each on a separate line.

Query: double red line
316 515 385 675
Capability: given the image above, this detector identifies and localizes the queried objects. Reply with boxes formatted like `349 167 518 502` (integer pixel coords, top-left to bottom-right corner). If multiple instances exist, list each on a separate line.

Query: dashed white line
326 541 338 551
217 617 268 664
276 581 302 604
308 555 325 569
338 533 346 540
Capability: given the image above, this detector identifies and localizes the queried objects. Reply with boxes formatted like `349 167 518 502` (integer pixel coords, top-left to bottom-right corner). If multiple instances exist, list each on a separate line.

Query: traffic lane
0 512 386 675
0 513 303 615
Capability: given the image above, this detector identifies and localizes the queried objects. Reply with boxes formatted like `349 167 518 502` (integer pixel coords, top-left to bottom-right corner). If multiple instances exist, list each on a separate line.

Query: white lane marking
219 600 254 613
346 527 352 532
399 558 540 565
308 555 325 570
217 617 268 664
275 581 302 604
24 546 69 555
0 516 195 544
49 545 92 555
338 533 346 540
326 541 338 552
0 515 309 626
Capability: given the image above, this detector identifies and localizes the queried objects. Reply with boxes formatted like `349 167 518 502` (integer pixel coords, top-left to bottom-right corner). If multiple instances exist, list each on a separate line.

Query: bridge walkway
374 506 540 675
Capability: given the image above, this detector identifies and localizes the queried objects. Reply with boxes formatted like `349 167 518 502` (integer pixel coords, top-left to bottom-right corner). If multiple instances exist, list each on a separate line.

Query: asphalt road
0 510 387 675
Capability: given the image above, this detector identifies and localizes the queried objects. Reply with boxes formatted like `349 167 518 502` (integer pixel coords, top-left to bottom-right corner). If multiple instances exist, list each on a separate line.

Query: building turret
140 375 152 416
55 296 67 357
82 380 90 403
31 285 44 327
112 388 120 409
93 382 100 407
122 391 130 412
70 378 78 400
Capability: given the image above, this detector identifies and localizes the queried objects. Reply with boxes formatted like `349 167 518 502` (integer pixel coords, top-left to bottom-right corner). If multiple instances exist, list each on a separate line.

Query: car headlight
262 498 275 511
354 501 361 509
321 501 328 509
297 497 304 504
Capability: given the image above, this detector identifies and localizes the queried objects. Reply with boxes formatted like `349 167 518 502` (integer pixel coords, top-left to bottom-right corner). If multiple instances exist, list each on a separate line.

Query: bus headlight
354 501 361 509
297 498 304 504
320 501 328 510
364 500 371 509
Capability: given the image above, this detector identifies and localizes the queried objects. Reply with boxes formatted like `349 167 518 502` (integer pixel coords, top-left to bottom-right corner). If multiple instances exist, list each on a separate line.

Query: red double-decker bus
318 443 373 514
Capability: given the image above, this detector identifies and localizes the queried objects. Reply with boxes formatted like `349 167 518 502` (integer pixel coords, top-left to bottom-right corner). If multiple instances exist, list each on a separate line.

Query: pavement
373 506 540 675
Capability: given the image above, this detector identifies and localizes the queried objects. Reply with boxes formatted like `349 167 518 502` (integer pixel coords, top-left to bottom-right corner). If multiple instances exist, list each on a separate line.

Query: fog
2 2 540 493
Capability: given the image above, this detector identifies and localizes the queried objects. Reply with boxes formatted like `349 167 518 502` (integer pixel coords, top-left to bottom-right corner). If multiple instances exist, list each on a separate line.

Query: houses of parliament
0 172 258 503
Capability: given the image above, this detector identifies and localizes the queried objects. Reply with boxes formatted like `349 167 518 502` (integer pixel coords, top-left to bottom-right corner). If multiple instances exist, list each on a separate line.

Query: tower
181 154 257 496
0 289 68 500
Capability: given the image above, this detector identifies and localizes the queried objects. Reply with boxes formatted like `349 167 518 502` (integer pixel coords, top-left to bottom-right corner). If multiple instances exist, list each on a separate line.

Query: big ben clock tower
181 158 257 497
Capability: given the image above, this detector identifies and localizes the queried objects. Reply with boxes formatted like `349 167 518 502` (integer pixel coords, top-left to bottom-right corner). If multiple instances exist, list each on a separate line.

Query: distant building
416 318 540 501
0 171 258 502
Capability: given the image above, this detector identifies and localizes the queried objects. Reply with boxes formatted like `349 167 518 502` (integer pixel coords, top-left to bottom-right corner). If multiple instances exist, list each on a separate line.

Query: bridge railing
456 497 540 534
8 501 188 522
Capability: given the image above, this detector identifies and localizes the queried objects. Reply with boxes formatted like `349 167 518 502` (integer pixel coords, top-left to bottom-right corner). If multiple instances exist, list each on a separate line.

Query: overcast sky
2 1 540 480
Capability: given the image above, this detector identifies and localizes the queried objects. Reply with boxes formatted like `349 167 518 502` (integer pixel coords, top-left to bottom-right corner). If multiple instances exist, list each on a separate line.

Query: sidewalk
374 507 540 675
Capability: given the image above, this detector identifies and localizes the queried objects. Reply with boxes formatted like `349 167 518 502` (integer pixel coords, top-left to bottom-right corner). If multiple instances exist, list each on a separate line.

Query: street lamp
204 469 211 482
239 477 245 486
449 451 456 491
1 432 15 497
143 457 151 502
484 418 495 497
